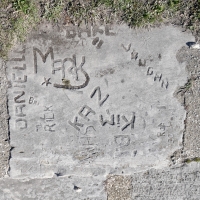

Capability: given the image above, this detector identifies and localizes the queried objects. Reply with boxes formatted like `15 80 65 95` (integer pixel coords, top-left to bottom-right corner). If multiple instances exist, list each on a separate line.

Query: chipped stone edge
171 46 200 165
0 59 10 178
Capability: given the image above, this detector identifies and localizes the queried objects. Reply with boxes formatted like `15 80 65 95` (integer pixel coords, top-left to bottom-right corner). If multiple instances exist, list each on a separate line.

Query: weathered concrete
132 162 200 200
0 175 106 200
0 162 199 199
0 59 10 178
175 46 200 160
6 24 194 179
2 22 200 199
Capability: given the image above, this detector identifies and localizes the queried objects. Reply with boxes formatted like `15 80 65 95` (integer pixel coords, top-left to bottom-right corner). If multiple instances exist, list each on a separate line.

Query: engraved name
68 86 136 147
33 47 90 89
10 46 27 130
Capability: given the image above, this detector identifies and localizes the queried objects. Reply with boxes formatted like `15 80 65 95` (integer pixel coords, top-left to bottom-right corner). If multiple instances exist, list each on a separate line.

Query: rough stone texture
0 163 199 199
106 175 132 200
6 24 193 179
132 162 200 200
0 59 10 177
0 175 106 200
175 46 200 160
2 23 200 199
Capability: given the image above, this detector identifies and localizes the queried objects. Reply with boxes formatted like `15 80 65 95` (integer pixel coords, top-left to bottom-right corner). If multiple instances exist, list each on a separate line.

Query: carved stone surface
6 24 194 179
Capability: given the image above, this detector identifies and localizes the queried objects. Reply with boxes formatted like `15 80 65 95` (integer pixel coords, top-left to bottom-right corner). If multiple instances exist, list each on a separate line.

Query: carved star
42 77 51 86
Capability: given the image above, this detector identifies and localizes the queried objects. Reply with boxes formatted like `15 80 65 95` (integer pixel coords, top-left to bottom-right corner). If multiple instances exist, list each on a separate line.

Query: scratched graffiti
6 24 188 178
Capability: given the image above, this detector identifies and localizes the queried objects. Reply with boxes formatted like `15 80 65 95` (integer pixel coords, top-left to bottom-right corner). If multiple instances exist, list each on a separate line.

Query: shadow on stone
186 41 196 48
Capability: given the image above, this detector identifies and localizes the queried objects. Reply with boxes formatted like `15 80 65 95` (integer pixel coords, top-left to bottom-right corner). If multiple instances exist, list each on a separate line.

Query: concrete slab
176 46 200 159
6 24 194 179
131 162 200 199
0 163 199 199
0 59 10 177
0 175 106 200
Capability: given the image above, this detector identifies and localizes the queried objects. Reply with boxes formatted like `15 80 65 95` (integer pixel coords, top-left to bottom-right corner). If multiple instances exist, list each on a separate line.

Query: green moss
42 0 64 22
1 0 200 58
0 0 40 58
185 79 192 90
62 79 70 86
13 0 31 14
65 0 180 27
193 157 200 162
185 157 200 163
13 6 40 41
185 159 192 164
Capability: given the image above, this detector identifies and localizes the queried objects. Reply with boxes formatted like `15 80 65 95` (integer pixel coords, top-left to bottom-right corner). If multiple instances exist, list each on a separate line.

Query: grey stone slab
131 162 200 200
6 24 194 178
175 46 200 160
0 59 10 177
0 163 199 199
0 176 106 200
